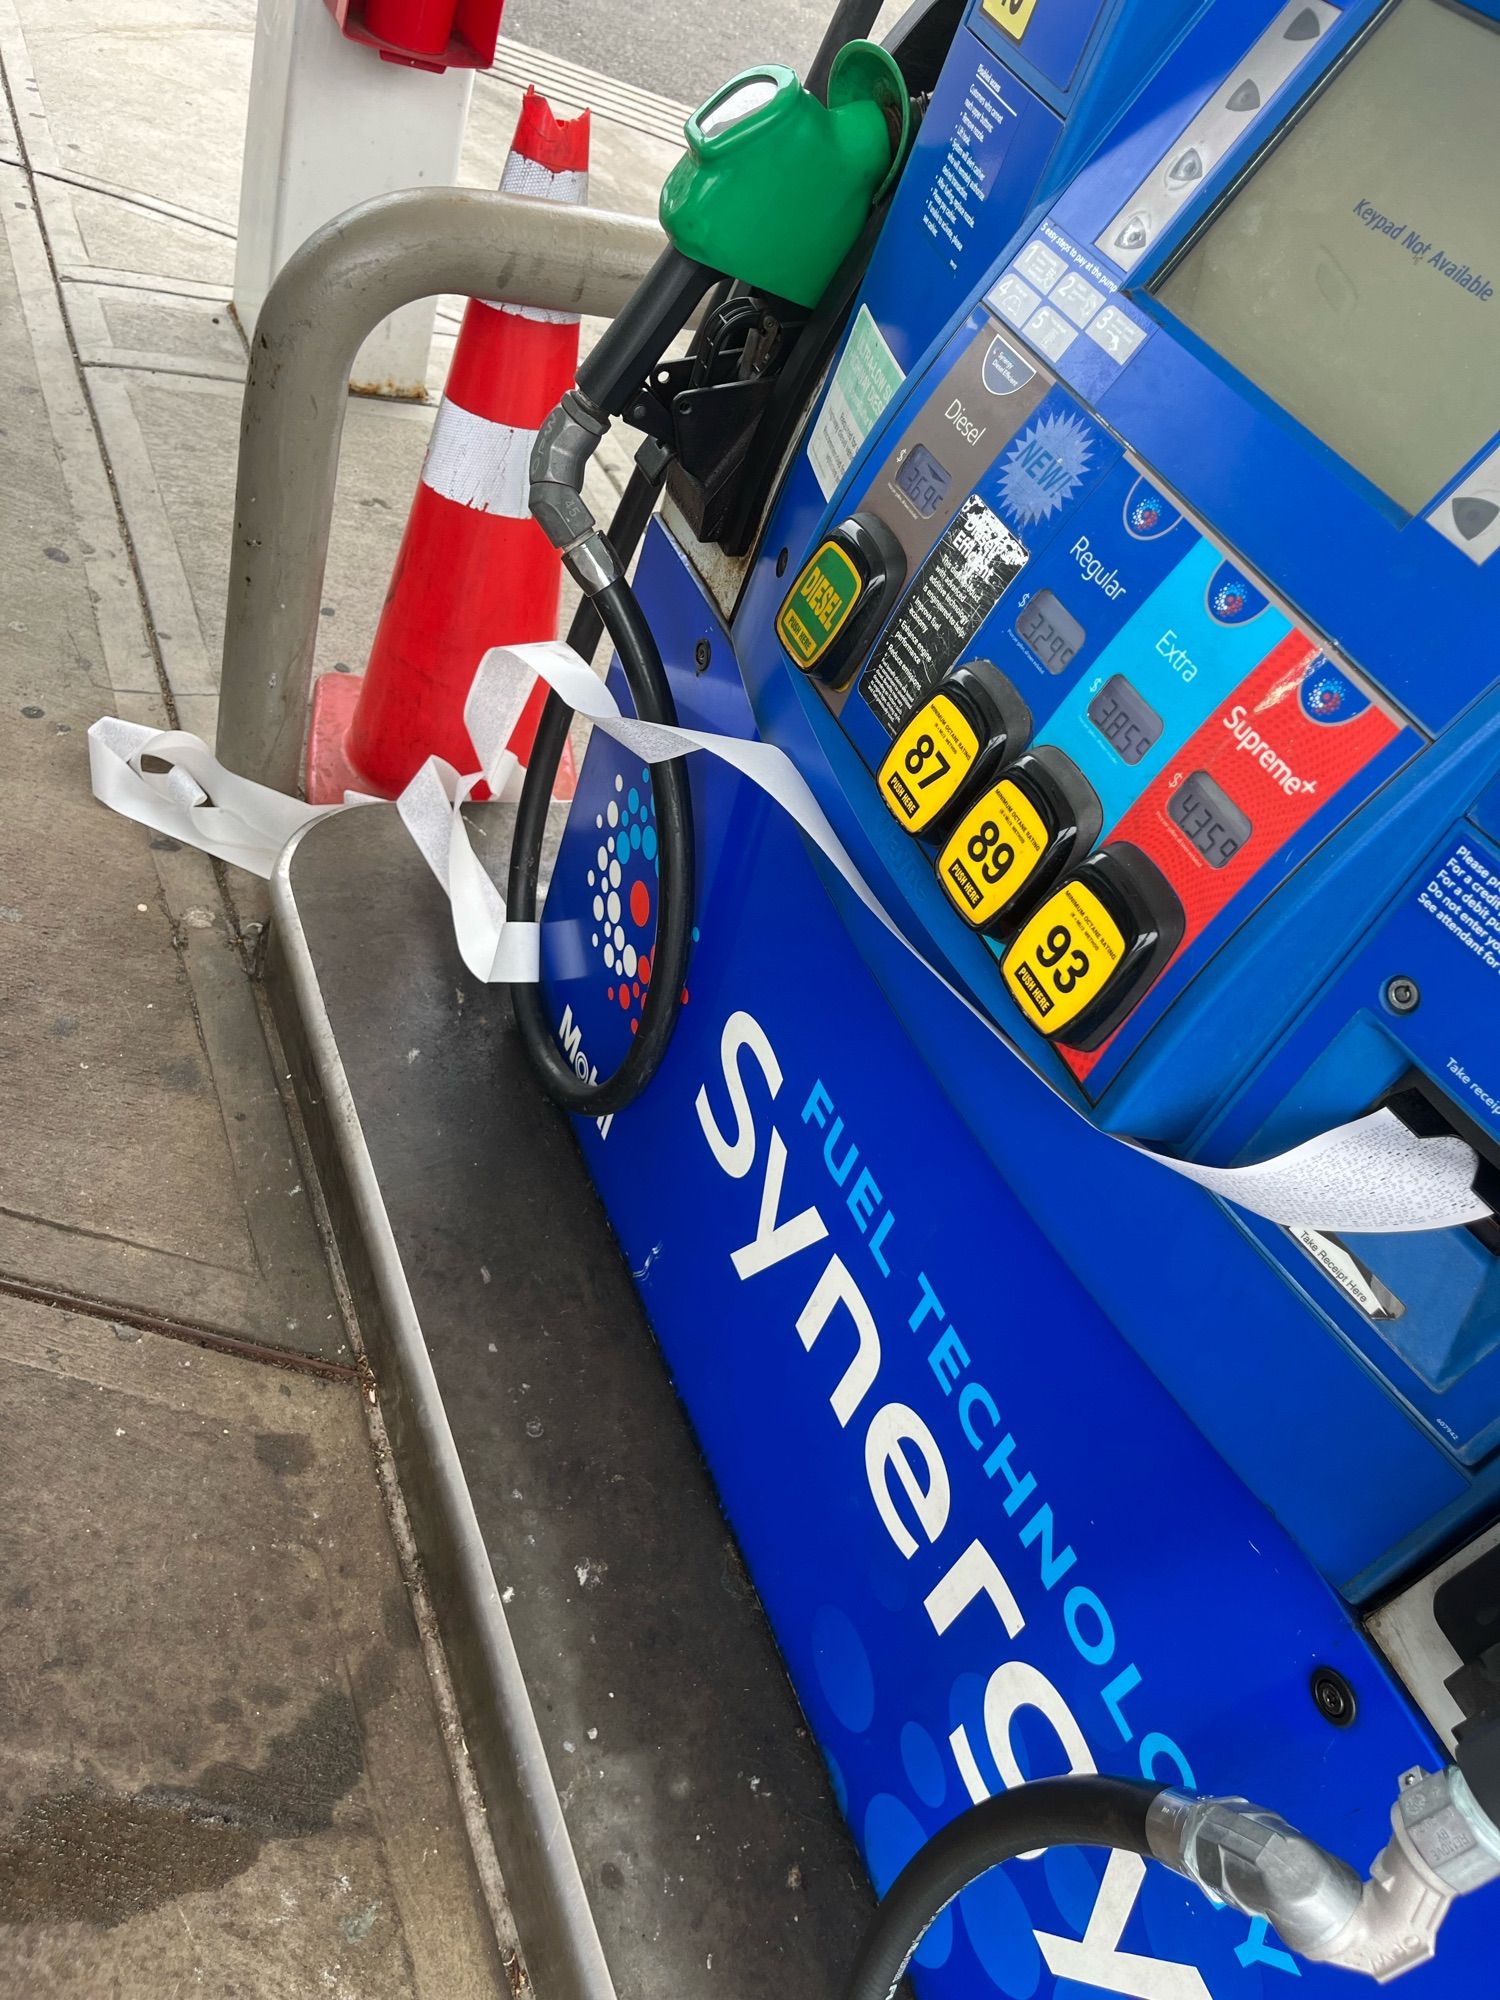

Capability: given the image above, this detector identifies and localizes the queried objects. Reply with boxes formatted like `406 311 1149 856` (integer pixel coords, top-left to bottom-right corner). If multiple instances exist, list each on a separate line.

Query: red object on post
323 0 502 76
307 89 589 804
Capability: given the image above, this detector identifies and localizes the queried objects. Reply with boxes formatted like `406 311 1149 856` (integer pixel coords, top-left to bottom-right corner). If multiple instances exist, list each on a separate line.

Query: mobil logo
1298 654 1372 724
1122 475 1184 542
1205 559 1268 625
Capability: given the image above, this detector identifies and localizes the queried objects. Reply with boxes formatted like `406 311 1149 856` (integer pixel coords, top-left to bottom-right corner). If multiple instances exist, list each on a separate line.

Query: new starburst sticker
998 410 1094 527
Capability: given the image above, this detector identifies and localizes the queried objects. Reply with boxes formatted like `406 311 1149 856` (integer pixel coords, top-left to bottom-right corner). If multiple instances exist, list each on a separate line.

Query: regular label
939 779 1049 926
806 306 905 501
879 695 979 830
777 540 863 670
1003 880 1124 1033
861 496 1028 733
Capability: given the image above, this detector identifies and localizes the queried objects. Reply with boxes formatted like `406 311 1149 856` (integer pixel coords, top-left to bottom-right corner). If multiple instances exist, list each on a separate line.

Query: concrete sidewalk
0 0 688 1990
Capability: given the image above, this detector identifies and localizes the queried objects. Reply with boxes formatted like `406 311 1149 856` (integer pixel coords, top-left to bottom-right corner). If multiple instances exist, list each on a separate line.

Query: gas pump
512 1 1500 1993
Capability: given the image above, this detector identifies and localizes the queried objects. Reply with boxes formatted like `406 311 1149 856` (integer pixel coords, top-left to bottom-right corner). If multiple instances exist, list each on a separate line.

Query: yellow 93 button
1003 881 1124 1034
880 694 979 829
1000 844 1185 1051
939 779 1049 927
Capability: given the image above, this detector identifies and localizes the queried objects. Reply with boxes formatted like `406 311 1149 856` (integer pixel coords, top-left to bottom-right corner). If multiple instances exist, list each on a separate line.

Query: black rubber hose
507 466 694 1114
843 1776 1161 2000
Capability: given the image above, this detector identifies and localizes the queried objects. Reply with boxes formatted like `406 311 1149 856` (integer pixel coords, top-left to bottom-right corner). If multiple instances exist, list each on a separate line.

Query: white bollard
234 0 475 398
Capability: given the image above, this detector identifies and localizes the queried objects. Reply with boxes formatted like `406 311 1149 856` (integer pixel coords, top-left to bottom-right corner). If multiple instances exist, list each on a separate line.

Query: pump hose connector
1148 1765 1500 1982
843 1767 1500 1999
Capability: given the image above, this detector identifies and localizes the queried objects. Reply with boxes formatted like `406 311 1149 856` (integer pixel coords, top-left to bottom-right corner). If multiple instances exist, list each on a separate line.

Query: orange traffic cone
306 87 590 802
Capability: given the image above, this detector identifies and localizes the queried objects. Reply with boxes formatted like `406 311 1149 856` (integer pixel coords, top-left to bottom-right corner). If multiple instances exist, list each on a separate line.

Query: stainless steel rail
215 187 667 794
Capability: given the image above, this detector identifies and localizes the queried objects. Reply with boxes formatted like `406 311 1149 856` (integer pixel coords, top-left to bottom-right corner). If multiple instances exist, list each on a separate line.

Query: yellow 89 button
879 694 979 832
1002 881 1124 1035
938 780 1049 929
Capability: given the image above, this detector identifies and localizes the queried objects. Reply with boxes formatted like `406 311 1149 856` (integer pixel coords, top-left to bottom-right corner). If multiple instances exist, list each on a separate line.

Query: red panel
1064 633 1400 1080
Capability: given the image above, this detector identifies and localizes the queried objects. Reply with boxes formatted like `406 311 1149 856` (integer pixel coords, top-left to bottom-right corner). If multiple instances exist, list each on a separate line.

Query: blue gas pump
514 1 1500 1992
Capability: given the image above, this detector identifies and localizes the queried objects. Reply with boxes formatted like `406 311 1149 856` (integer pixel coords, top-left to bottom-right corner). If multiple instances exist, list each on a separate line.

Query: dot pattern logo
582 765 695 1035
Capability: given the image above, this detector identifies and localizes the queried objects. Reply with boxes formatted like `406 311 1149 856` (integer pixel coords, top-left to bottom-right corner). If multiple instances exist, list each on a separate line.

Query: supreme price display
1065 633 1404 1079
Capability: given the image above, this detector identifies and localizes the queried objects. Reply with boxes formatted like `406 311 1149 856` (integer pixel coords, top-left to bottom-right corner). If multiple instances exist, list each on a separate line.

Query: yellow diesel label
1001 881 1126 1035
777 540 863 669
938 780 1050 928
982 0 1042 40
879 695 980 831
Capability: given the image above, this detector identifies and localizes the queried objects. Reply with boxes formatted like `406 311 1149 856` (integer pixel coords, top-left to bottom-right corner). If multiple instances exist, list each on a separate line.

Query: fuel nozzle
1148 1765 1500 1982
528 44 910 591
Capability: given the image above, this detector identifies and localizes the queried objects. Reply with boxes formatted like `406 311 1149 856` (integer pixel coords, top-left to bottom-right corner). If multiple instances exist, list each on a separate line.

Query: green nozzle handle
659 42 911 310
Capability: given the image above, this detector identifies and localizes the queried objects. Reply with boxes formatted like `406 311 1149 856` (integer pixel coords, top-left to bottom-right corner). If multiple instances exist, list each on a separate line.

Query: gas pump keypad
877 660 1031 837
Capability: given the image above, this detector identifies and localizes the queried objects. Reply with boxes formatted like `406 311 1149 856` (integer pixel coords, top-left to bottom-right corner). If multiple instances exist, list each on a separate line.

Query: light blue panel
1037 537 1291 828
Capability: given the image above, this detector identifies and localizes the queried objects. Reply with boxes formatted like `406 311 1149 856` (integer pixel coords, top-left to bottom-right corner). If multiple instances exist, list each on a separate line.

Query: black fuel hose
842 1776 1160 2000
506 463 695 1114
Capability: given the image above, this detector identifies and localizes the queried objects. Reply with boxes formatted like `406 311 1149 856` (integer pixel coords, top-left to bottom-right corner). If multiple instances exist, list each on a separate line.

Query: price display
1087 674 1162 766
895 444 953 519
1167 770 1252 868
1014 590 1085 674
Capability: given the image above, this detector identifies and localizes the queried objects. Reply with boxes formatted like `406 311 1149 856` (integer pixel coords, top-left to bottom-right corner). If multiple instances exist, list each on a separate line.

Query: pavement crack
0 1272 357 1380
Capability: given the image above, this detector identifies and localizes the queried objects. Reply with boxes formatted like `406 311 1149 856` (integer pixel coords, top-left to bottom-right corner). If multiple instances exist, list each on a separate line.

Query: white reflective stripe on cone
478 297 582 328
420 400 535 518
499 155 588 205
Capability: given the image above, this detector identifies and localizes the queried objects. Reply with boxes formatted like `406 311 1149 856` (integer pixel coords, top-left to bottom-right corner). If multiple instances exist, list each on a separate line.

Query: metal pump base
266 803 872 2000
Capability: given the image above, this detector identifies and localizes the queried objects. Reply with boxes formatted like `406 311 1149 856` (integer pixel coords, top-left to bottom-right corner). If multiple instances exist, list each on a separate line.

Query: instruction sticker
860 495 1028 734
807 306 905 501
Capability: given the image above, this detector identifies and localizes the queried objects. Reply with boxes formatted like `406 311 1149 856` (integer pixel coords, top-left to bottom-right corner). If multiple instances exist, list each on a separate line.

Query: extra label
939 780 1050 927
1002 881 1124 1033
778 540 863 671
879 695 979 831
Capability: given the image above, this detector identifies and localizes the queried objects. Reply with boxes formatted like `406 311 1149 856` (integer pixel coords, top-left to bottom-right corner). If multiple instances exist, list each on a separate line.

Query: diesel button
878 660 1031 839
1000 842 1184 1050
937 747 1101 937
776 512 906 689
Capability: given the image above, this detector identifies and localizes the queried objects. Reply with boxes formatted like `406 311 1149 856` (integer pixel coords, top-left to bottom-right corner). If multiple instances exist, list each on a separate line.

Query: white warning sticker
806 305 904 501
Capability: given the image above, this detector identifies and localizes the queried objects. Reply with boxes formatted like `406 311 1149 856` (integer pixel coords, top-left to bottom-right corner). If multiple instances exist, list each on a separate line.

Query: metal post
215 186 667 794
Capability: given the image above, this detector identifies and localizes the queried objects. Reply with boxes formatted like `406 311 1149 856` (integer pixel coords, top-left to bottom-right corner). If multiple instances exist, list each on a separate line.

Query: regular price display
1087 673 1162 767
1015 589 1085 674
1168 769 1253 868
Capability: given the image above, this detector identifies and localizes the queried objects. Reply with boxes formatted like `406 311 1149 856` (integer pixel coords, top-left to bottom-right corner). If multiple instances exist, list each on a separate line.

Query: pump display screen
1167 770 1252 867
1153 0 1500 512
1087 674 1161 765
1015 590 1085 673
895 445 953 518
